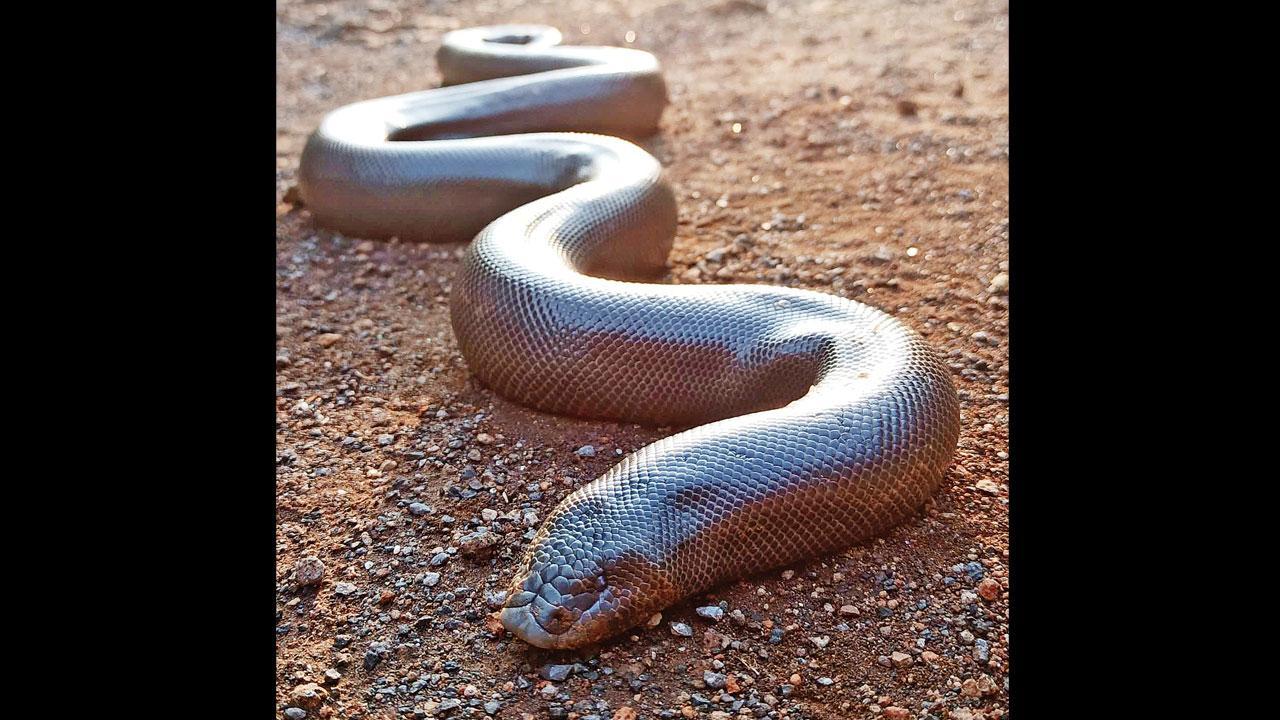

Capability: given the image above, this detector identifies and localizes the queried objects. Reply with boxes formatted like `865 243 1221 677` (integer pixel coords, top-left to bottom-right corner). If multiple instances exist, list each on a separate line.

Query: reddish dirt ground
276 1 1008 718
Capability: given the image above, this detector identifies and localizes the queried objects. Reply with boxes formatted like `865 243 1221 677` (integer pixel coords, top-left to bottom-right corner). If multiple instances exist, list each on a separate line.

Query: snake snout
500 562 612 648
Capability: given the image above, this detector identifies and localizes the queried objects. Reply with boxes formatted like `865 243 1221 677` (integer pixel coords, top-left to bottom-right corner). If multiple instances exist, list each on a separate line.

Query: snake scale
298 25 961 649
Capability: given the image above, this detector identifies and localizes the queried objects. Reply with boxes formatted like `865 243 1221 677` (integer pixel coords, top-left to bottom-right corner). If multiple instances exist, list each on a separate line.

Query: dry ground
276 1 1008 718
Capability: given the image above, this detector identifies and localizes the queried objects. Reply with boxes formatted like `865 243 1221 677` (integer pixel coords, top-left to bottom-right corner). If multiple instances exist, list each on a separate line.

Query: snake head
500 541 673 649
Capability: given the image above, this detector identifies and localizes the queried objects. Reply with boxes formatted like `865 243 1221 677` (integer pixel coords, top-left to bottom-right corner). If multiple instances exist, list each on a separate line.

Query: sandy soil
276 1 1008 718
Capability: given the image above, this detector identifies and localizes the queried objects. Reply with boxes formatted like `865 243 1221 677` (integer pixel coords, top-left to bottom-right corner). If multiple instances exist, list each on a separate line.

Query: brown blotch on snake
298 25 961 650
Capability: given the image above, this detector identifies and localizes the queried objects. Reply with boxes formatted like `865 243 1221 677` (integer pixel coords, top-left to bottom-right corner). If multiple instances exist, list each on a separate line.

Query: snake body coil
299 26 961 649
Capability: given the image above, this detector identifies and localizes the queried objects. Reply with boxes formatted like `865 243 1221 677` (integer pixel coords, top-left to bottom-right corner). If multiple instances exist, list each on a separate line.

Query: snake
298 25 961 650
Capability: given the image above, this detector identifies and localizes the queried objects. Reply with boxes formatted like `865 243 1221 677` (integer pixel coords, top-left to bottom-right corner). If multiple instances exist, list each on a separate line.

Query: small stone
646 612 663 627
315 333 342 347
975 479 1000 495
476 433 496 445
671 622 694 637
457 527 500 557
334 582 357 597
696 606 725 622
409 502 432 516
323 668 341 684
959 630 975 645
961 678 980 698
816 677 834 686
289 683 328 711
422 572 440 587
703 671 727 689
294 557 325 588
891 651 912 668
376 434 394 446
284 709 307 720
485 700 501 715
921 651 939 664
789 673 803 686
884 708 911 720
977 578 1001 601
974 639 990 662
681 707 696 719
810 635 830 649
988 272 1009 294
612 708 638 720
576 445 597 457
541 664 576 682
839 604 859 616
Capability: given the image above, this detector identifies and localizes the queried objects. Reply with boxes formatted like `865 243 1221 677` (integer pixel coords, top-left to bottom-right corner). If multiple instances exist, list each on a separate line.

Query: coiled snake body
299 26 960 649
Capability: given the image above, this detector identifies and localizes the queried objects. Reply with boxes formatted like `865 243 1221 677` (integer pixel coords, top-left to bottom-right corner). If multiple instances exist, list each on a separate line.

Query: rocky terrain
276 0 1009 718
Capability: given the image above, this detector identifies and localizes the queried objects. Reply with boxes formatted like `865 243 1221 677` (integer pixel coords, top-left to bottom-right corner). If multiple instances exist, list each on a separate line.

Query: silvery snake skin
298 25 961 650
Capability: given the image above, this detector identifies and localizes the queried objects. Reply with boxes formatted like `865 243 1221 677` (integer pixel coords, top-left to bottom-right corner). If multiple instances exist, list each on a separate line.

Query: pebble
839 604 859 616
458 527 501 556
696 606 725 622
816 677 834 686
890 651 912 668
376 434 394 446
422 572 440 587
485 700 501 715
974 639 990 662
671 622 694 637
576 445 597 457
988 272 1009 294
810 636 830 649
974 479 1000 495
294 557 325 587
289 683 328 711
476 433 496 445
703 671 727 689
977 578 1001 601
315 333 342 347
323 668 341 684
788 674 802 686
409 502 432 516
883 708 911 720
541 664 576 682
283 709 307 720
334 582 357 596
